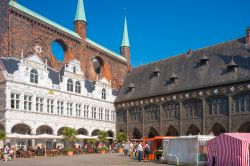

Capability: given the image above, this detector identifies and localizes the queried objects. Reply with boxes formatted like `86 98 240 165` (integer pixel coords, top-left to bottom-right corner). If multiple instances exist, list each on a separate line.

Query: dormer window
227 57 238 72
73 66 76 73
102 88 106 100
30 69 38 84
153 67 161 77
170 73 178 83
200 54 209 65
67 79 73 92
128 83 135 92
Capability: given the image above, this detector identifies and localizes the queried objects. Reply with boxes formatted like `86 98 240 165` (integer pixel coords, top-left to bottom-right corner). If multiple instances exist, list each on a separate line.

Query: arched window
102 88 106 100
75 81 81 94
67 79 73 92
30 69 38 83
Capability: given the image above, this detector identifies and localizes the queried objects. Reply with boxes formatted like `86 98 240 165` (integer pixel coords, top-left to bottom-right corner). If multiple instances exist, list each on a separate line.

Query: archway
77 128 88 135
91 129 100 136
57 127 67 136
166 126 179 136
36 125 53 135
211 123 226 136
11 123 31 134
132 128 142 139
148 127 159 138
107 130 114 137
186 124 201 135
93 56 104 74
238 122 250 133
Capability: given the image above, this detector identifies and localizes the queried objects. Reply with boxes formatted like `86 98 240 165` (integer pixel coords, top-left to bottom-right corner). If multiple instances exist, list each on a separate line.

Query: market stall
162 135 214 165
207 133 250 166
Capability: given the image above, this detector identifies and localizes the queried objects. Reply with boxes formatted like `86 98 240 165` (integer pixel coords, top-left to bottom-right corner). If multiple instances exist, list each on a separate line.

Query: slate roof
0 57 19 74
115 37 250 103
47 68 60 85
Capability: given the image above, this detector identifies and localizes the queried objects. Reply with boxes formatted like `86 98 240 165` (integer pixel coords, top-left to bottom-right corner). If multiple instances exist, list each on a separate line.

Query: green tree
116 132 127 143
62 127 78 151
97 130 108 144
0 130 6 140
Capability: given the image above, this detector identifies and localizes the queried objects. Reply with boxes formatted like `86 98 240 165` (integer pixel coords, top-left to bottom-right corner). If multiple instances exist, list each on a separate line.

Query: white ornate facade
0 55 117 139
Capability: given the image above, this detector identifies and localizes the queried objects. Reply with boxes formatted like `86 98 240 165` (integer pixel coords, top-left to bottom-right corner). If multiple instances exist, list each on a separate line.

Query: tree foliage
62 127 78 150
0 130 6 140
116 132 127 143
97 130 108 144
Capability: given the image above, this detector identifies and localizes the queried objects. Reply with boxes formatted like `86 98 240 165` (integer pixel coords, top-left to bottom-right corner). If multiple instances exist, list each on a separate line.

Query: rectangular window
47 99 54 114
36 96 44 112
239 97 245 112
92 107 96 119
105 109 110 121
99 108 103 120
57 101 64 115
84 105 89 118
234 98 239 113
111 111 115 122
67 103 73 116
76 104 81 117
246 95 250 112
11 93 20 109
24 95 32 111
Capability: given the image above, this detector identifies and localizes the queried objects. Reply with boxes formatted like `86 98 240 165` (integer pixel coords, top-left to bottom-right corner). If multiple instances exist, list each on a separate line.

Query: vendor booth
207 133 250 166
144 136 174 160
162 135 214 165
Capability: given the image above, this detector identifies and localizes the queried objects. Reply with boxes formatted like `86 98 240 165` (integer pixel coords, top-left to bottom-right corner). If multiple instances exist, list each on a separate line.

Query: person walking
144 143 150 161
3 144 9 162
137 142 143 162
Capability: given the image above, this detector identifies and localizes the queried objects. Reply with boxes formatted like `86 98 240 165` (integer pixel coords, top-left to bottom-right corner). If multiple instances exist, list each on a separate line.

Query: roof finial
74 0 87 22
121 14 130 47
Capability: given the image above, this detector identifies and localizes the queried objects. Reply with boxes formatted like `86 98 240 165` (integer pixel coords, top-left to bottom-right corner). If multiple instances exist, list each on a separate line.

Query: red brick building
0 0 130 88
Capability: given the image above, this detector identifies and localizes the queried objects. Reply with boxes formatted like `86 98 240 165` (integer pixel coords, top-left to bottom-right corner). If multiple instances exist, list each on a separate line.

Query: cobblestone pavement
1 153 167 166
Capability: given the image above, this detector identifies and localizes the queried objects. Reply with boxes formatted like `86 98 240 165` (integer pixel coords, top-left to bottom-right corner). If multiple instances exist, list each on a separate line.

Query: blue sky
19 0 250 67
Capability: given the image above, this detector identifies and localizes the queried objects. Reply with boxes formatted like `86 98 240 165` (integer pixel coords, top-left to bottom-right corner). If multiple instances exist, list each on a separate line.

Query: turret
74 0 87 39
120 16 131 67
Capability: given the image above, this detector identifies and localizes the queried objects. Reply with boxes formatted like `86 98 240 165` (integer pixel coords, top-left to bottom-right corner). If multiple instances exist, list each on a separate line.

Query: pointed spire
74 0 87 22
121 16 130 47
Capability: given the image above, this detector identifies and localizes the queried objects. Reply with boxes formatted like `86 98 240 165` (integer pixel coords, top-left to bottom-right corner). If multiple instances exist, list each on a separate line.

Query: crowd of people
122 141 151 162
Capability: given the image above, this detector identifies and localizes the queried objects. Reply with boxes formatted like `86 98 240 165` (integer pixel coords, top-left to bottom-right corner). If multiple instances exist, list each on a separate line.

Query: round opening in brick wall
51 39 67 62
93 56 104 74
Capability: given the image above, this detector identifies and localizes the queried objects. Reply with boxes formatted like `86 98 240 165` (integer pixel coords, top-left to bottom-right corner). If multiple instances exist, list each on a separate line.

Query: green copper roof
9 0 81 39
74 0 87 22
121 16 130 47
86 38 127 62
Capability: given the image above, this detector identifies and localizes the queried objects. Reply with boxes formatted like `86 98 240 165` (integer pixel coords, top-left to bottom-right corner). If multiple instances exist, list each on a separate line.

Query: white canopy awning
7 133 37 139
36 134 62 139
77 135 98 139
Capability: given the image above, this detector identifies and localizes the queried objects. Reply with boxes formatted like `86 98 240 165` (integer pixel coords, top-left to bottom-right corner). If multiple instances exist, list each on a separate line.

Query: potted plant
98 146 109 154
116 132 127 153
62 127 78 156
0 130 6 158
97 130 108 154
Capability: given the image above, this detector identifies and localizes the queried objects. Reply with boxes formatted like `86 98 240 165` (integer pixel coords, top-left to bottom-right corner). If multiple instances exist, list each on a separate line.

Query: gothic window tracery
208 97 228 116
184 99 202 118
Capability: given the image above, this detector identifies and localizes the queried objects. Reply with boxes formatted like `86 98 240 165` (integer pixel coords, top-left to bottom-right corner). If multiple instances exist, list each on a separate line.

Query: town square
0 0 250 165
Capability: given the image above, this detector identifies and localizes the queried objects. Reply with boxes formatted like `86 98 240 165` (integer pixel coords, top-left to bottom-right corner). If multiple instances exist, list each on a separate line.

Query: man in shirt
137 142 143 162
